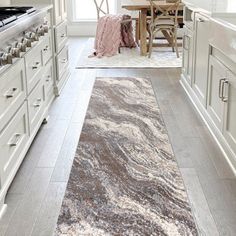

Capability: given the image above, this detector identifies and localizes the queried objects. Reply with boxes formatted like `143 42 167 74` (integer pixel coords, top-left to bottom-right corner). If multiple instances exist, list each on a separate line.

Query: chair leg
174 29 179 58
135 19 140 45
148 33 154 58
171 29 175 52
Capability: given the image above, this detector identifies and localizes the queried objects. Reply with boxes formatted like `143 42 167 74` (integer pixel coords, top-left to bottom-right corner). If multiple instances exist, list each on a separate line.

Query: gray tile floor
0 37 235 236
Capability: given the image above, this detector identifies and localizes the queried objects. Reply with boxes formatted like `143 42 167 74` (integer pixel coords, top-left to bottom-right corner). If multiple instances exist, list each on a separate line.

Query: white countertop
183 0 236 14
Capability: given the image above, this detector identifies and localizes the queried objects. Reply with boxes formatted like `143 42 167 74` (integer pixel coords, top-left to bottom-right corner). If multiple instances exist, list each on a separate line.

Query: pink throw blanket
93 14 136 58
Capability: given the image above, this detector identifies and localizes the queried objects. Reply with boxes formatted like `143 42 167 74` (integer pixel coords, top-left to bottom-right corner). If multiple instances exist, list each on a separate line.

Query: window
74 0 116 21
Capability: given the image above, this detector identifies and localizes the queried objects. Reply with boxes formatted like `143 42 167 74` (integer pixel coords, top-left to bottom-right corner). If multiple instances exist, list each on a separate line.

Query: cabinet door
193 13 210 106
182 26 193 86
61 0 67 20
223 70 236 154
54 0 62 25
207 56 227 131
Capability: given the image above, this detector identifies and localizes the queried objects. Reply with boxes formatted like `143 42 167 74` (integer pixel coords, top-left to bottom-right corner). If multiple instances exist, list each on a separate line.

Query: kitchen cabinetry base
0 108 49 218
181 74 236 176
54 69 70 96
0 201 7 220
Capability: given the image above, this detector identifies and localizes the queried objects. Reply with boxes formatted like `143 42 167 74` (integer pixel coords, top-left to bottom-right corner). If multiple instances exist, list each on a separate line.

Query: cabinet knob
4 87 18 99
8 133 21 147
33 98 42 108
197 18 205 23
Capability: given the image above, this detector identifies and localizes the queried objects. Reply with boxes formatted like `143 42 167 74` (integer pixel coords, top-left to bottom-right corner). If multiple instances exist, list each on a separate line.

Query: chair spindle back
93 0 110 19
149 0 181 26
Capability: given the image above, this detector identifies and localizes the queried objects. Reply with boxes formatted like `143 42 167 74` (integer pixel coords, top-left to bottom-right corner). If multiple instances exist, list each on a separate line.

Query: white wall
0 0 10 5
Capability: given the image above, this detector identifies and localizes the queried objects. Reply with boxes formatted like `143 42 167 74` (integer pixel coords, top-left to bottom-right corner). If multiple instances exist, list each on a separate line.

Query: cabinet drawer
25 41 43 93
56 45 69 80
43 60 55 106
55 21 67 52
0 102 29 186
28 80 45 134
41 31 53 65
0 59 26 132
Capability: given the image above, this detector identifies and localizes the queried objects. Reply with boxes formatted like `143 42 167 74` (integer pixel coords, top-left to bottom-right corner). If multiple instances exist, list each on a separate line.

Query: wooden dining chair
93 0 110 19
93 0 136 53
93 0 139 44
147 0 181 58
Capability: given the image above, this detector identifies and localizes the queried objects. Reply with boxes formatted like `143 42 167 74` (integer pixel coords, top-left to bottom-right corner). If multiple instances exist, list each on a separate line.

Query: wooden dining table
121 0 184 56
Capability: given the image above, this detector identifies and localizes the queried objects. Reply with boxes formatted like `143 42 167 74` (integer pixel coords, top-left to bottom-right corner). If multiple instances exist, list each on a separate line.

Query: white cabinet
55 20 67 52
208 57 236 156
54 0 62 25
53 0 67 25
28 80 45 134
61 0 67 21
41 31 53 65
25 41 43 94
224 70 236 154
192 13 210 106
0 102 29 188
0 8 56 215
182 26 194 86
181 8 236 172
0 59 26 132
207 55 226 131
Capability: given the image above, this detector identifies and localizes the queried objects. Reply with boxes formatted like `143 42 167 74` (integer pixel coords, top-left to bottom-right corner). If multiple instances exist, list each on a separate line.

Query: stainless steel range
0 6 36 27
0 6 48 71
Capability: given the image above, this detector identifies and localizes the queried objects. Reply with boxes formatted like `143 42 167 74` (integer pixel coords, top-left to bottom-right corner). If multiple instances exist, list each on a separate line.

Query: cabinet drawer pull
197 18 205 23
60 34 66 38
43 46 49 51
183 35 190 50
219 78 225 99
60 58 67 64
4 87 18 99
8 133 21 147
33 98 42 108
222 80 229 102
46 75 51 82
32 62 40 70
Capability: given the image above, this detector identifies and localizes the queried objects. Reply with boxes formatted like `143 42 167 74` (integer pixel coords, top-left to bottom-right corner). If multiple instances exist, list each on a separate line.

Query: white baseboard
0 204 7 219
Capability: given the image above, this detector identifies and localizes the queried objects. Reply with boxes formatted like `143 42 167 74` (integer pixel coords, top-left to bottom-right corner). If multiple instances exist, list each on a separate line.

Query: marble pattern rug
55 77 198 236
76 38 182 69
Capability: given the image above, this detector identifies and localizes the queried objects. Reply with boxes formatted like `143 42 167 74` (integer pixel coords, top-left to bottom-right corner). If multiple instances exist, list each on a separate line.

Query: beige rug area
76 38 182 69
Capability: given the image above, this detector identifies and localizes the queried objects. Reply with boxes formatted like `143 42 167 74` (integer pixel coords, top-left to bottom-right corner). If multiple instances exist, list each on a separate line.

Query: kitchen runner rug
55 77 198 236
76 38 182 69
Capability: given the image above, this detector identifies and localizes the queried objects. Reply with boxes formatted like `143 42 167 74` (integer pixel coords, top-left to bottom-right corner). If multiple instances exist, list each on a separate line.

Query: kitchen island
181 0 236 174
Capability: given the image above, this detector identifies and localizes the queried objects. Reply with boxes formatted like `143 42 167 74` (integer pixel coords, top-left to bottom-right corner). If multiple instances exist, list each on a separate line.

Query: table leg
140 9 147 56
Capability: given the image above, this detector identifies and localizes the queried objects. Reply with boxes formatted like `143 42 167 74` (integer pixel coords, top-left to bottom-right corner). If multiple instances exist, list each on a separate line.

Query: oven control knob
0 52 13 66
31 32 39 41
22 37 31 48
13 48 20 57
18 41 27 52
43 24 49 33
25 32 38 42
7 46 20 58
13 41 26 53
36 26 44 36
